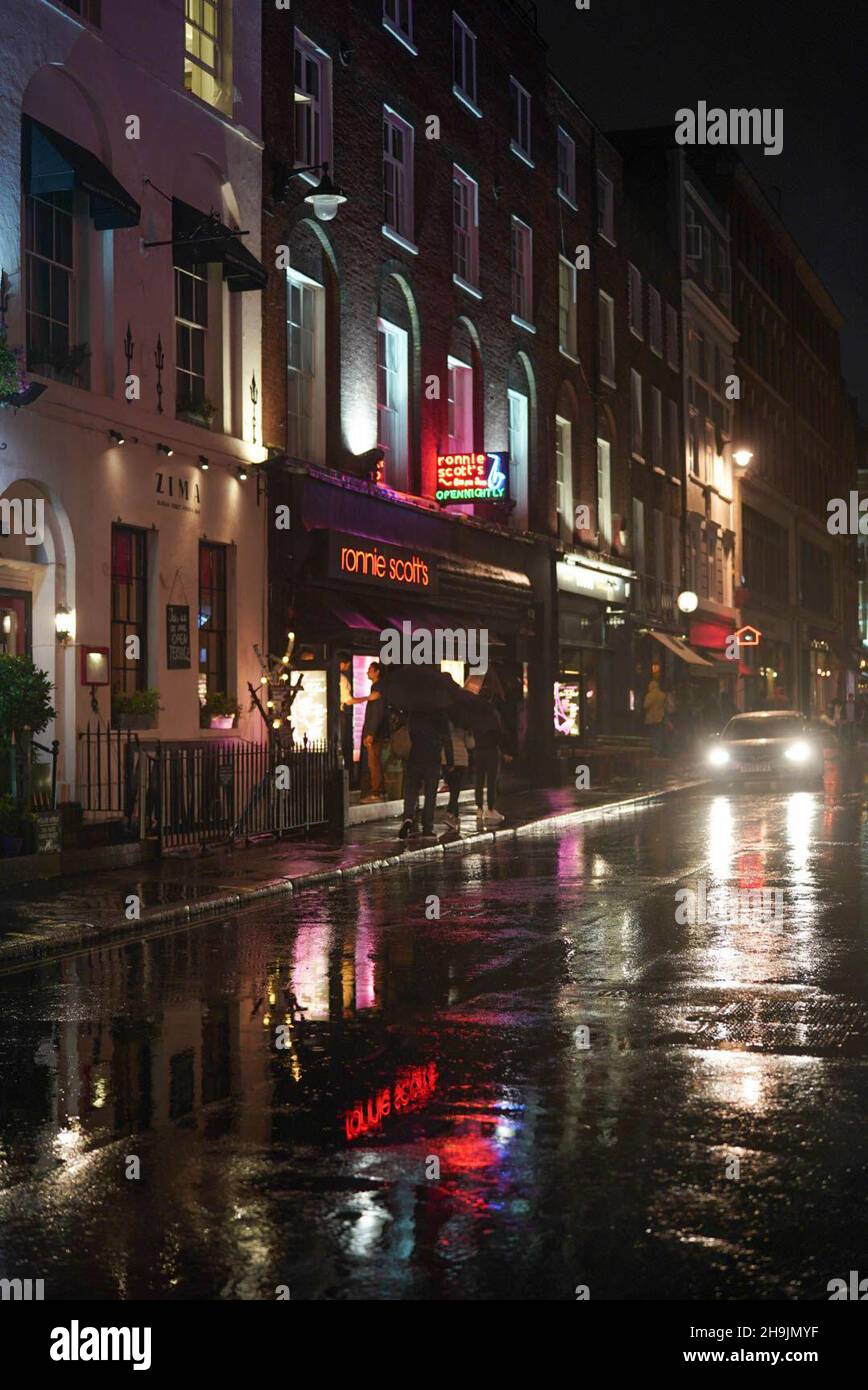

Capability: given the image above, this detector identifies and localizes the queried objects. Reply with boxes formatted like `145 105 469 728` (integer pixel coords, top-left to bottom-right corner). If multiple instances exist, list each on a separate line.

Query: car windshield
723 716 804 741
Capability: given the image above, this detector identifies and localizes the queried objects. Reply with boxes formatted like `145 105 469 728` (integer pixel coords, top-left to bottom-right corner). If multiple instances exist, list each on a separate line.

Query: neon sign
344 1061 438 1141
435 451 509 504
328 532 435 592
734 625 761 647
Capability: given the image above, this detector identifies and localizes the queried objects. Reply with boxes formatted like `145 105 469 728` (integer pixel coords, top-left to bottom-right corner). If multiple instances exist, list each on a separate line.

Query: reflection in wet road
1 788 867 1300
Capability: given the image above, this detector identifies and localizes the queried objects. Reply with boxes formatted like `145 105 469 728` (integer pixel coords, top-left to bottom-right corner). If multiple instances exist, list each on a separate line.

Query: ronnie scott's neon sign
344 1061 438 1141
435 452 509 504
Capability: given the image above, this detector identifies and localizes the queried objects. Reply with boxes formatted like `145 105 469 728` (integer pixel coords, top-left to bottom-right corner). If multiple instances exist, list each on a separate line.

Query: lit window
555 415 574 540
557 128 576 206
509 78 532 163
597 172 614 243
383 0 414 49
377 318 409 490
447 355 474 453
628 262 643 338
383 109 414 244
558 256 577 358
648 285 662 355
452 166 479 289
598 290 615 383
286 269 325 464
198 542 228 703
295 31 332 173
508 387 529 528
510 217 533 325
184 0 224 110
596 437 612 546
452 14 478 112
630 369 643 458
666 303 679 370
175 261 209 417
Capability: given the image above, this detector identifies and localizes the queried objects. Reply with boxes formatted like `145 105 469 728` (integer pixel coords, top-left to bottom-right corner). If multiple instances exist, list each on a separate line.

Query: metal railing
76 727 341 851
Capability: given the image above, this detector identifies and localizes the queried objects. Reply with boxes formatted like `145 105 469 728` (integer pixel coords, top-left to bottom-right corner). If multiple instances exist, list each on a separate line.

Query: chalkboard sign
166 604 191 669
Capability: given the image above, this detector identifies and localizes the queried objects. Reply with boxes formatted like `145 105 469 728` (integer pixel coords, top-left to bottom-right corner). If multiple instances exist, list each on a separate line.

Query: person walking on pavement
465 675 508 829
441 720 473 831
643 676 667 758
398 709 454 839
360 662 387 802
337 651 355 787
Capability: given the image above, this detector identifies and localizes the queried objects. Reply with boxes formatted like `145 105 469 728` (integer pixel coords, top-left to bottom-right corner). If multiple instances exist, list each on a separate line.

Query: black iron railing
76 727 342 851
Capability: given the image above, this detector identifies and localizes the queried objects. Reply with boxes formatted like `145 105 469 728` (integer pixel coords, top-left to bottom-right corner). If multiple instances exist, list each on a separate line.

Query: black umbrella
449 686 501 734
379 665 460 712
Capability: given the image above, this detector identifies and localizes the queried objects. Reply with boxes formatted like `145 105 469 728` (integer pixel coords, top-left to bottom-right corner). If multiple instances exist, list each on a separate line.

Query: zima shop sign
155 471 201 515
328 531 436 593
435 451 509 505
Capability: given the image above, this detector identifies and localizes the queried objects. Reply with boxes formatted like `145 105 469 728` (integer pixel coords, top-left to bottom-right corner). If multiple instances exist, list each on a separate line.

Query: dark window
742 505 788 605
198 541 228 699
800 539 833 614
175 262 208 414
24 192 74 375
111 525 148 694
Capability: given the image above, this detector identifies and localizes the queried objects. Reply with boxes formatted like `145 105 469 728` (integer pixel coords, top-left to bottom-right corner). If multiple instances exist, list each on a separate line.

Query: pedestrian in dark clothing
360 662 387 802
398 710 454 838
337 651 355 784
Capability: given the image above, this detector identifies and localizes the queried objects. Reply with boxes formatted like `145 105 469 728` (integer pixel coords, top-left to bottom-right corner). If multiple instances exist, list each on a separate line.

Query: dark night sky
536 0 867 415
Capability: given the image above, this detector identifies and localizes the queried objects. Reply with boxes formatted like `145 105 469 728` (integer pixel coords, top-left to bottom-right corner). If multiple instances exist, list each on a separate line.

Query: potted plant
111 687 161 730
0 335 28 408
28 341 91 386
0 655 55 810
201 692 240 730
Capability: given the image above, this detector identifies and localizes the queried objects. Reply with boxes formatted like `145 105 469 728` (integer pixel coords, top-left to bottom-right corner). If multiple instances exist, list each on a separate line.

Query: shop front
554 555 633 745
266 463 550 791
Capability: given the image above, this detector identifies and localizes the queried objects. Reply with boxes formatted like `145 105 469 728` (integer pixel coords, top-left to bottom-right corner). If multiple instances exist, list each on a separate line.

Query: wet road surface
1 786 867 1300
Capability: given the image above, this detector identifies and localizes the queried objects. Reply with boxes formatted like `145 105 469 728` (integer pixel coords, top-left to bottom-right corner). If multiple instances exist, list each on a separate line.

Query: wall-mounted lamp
733 448 753 469
108 429 126 445
55 604 75 644
198 455 209 471
236 465 248 481
157 442 174 457
277 161 347 222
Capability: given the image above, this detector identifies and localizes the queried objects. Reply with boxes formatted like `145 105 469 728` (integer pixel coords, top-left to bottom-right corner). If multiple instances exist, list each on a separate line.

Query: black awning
23 117 140 230
172 197 267 292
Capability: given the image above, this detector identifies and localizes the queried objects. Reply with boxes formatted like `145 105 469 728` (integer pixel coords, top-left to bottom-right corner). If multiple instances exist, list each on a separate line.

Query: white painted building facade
0 0 267 799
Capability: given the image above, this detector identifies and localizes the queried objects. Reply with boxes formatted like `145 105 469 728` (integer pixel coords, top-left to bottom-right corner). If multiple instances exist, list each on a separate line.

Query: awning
172 197 267 292
648 629 716 669
23 117 140 230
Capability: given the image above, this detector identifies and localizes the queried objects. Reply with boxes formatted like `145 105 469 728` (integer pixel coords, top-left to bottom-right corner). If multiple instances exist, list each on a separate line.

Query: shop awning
172 197 267 292
648 629 716 670
23 117 140 230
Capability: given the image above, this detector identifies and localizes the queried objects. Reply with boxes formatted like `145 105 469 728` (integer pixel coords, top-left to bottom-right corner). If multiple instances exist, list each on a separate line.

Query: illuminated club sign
435 451 509 505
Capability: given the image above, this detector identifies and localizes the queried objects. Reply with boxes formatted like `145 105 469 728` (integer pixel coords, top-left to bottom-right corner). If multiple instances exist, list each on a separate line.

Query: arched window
286 222 330 463
377 272 419 492
507 354 534 528
555 381 579 545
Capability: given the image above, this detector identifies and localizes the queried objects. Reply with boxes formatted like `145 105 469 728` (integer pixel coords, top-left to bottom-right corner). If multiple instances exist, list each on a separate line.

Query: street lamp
733 448 753 470
277 162 347 222
677 590 699 614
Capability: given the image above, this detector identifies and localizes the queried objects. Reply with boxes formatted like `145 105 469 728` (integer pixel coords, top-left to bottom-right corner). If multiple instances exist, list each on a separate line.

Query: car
705 709 826 786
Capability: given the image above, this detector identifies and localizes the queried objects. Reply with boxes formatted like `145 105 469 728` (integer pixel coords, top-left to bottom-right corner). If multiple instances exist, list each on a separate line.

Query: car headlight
784 741 811 763
708 746 730 767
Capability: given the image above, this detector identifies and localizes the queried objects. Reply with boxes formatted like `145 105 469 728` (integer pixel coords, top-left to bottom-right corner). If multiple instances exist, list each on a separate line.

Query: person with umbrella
397 707 454 840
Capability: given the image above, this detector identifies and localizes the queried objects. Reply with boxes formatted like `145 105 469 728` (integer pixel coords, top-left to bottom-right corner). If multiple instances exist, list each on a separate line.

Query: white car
706 710 825 786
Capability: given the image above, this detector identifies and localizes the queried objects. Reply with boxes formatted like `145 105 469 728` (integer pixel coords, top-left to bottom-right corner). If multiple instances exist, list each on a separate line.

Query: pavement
1 778 867 1299
0 758 702 967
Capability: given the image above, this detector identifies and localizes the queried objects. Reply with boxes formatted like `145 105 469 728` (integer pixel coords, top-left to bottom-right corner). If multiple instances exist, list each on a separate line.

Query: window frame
174 259 209 417
555 414 574 538
382 106 415 250
648 285 663 356
666 302 679 371
597 172 615 244
198 540 229 704
510 216 534 329
596 436 612 547
630 368 643 460
376 316 410 490
447 354 474 454
111 524 148 698
382 0 415 53
558 254 578 360
184 0 224 109
509 77 533 165
598 289 615 385
452 165 480 293
557 127 577 208
628 262 643 339
24 190 79 383
452 13 480 115
294 30 333 179
286 266 325 465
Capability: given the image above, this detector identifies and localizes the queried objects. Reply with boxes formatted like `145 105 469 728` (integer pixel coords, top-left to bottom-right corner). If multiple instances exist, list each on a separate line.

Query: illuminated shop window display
291 668 328 745
554 679 581 738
